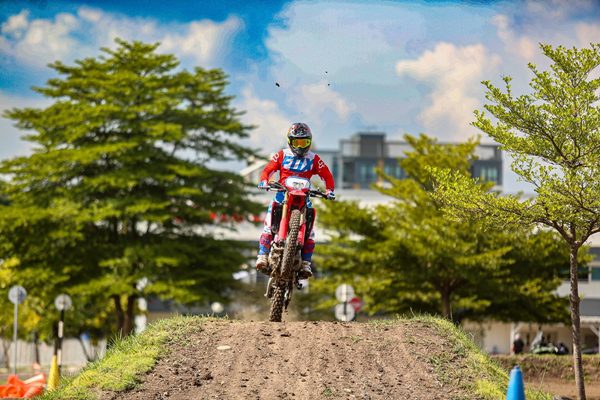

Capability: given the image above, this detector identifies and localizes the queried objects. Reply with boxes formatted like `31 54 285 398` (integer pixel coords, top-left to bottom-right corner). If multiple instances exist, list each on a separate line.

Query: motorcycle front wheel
268 209 301 322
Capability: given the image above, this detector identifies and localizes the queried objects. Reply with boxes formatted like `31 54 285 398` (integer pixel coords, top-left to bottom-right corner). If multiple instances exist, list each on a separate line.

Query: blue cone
506 365 526 400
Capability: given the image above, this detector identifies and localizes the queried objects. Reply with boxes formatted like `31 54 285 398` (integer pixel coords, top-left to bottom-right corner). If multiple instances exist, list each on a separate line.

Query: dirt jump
112 320 460 400
100 318 542 400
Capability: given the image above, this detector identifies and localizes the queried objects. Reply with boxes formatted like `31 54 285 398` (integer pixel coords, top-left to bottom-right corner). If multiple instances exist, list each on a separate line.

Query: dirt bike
261 177 332 322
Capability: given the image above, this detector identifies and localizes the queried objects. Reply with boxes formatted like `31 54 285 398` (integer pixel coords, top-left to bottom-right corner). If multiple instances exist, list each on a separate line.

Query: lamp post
8 285 27 375
54 294 73 373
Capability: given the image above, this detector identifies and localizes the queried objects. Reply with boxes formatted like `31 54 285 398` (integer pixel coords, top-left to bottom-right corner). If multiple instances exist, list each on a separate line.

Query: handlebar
309 190 329 199
259 181 333 200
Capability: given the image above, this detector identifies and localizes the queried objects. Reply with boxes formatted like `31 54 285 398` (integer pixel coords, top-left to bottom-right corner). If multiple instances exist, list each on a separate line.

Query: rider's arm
313 154 335 191
259 150 283 182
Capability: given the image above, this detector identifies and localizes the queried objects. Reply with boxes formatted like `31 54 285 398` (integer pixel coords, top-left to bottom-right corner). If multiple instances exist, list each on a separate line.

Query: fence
0 338 106 369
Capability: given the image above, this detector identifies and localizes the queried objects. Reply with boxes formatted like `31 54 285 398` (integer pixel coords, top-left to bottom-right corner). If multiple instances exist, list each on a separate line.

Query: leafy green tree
431 43 599 400
313 134 570 325
1 39 261 336
1 171 117 362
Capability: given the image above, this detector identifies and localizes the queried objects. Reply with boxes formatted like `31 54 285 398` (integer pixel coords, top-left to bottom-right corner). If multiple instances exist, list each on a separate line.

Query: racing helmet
287 122 312 157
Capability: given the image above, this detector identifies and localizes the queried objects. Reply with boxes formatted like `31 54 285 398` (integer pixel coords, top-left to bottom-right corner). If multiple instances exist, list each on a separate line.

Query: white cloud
77 7 102 23
1 10 30 37
491 14 537 61
0 7 241 69
161 17 241 66
237 87 291 152
0 11 80 68
292 81 355 123
396 42 501 141
262 1 431 146
266 2 425 86
492 2 600 65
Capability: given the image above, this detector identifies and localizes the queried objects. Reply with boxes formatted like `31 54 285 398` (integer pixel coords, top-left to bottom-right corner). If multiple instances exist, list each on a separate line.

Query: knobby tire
269 209 301 322
269 285 285 322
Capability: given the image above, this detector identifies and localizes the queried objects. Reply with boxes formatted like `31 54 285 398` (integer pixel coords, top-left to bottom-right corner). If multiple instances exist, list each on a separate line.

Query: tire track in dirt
112 321 471 400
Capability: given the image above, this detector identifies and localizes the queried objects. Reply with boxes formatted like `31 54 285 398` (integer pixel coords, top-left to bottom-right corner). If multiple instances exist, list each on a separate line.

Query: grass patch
41 316 217 400
371 315 553 400
415 315 552 400
493 354 600 383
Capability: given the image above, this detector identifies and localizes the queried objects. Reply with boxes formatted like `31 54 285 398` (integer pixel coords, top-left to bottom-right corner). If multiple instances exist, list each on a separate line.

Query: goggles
290 138 311 148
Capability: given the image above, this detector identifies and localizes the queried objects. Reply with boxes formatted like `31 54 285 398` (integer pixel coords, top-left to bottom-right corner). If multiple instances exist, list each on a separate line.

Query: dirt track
111 320 469 400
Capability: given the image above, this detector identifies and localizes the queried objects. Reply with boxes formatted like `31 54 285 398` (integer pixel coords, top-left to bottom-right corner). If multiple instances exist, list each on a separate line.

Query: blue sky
1 0 599 193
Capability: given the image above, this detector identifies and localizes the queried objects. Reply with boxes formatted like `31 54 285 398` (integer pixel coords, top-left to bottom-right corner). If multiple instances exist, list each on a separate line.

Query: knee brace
259 233 273 255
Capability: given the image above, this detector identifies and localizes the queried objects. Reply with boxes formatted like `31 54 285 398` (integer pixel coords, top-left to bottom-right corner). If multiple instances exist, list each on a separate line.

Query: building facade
243 132 503 191
319 132 502 190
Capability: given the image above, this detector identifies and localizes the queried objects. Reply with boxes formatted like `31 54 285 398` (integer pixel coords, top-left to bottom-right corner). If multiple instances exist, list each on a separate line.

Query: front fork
264 192 308 305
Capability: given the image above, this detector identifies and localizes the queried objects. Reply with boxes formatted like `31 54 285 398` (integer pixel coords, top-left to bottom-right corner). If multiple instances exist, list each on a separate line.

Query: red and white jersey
259 149 335 191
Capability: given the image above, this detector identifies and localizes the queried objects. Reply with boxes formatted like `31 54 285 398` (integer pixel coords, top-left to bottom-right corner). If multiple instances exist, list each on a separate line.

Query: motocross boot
256 254 270 275
298 261 313 279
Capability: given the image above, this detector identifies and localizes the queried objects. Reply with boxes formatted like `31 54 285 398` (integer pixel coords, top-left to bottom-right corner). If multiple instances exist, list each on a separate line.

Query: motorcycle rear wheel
269 285 285 322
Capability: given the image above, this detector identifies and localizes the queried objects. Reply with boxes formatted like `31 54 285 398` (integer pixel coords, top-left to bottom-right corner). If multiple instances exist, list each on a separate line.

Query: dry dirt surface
111 320 471 400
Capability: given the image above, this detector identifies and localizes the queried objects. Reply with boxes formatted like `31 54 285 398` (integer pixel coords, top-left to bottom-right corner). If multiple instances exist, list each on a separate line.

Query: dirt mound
112 320 463 400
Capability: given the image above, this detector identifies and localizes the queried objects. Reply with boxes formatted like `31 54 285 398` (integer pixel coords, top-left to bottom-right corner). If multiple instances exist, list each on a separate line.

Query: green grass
369 315 552 400
400 315 552 400
494 354 600 382
41 316 217 400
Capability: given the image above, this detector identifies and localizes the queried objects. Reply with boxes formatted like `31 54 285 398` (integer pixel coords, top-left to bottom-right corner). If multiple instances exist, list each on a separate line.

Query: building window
591 267 600 281
343 161 355 184
479 166 499 183
358 162 376 184
384 163 404 179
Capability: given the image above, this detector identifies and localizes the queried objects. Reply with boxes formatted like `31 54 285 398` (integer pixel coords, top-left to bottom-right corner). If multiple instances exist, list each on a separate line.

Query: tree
313 134 570 324
0 192 118 357
1 39 261 336
431 43 600 400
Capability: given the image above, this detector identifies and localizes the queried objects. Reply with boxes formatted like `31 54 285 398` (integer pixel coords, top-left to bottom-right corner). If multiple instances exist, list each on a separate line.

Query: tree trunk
440 286 452 320
113 295 125 336
569 245 586 400
33 331 40 365
123 294 137 336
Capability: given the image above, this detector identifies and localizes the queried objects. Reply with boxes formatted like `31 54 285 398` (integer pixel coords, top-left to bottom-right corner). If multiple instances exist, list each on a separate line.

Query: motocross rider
256 122 335 279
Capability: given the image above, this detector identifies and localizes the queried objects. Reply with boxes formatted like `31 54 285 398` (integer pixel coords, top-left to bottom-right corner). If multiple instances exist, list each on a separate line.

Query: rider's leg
299 207 316 279
256 197 284 273
256 203 274 273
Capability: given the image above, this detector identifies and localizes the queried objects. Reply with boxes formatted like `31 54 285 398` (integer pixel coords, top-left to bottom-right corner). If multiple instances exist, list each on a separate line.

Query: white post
510 322 516 354
12 302 18 375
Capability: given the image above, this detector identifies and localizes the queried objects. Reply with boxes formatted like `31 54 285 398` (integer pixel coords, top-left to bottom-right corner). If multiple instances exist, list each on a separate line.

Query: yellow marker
47 355 60 391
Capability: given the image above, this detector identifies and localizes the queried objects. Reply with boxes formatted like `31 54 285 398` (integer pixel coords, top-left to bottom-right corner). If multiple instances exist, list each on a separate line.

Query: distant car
582 347 599 355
